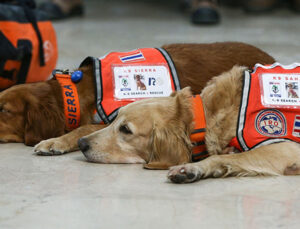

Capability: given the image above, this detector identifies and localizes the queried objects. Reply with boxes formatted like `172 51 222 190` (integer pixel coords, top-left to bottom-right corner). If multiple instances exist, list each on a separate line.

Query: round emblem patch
255 110 287 137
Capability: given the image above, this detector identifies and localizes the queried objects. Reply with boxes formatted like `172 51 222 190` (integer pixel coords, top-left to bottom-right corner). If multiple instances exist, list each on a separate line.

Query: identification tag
260 73 300 108
113 64 173 100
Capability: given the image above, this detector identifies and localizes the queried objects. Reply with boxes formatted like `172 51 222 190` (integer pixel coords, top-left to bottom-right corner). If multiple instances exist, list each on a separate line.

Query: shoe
191 0 220 25
290 0 300 12
220 0 241 7
242 0 279 13
38 1 84 20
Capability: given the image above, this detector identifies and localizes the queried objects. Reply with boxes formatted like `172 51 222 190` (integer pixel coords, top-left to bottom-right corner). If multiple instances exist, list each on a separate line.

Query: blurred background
37 0 300 69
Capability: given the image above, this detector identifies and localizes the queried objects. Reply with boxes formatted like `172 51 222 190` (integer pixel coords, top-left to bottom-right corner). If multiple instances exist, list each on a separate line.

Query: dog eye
119 125 132 134
0 107 9 113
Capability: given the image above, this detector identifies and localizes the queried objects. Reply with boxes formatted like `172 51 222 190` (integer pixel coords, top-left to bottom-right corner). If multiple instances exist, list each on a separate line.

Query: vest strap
54 71 81 130
190 95 209 161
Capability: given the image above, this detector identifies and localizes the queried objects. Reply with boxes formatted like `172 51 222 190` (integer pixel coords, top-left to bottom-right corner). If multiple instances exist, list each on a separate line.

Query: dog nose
78 138 90 152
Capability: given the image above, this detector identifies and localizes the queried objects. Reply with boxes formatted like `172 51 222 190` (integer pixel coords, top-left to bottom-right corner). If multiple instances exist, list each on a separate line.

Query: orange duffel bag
0 0 57 91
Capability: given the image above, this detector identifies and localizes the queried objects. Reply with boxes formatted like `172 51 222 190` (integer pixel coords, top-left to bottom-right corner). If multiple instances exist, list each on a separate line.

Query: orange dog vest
53 54 208 161
80 48 181 124
230 63 300 151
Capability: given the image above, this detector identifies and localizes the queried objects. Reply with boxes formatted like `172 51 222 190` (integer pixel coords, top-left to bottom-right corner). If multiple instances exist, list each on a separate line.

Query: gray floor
1 0 300 228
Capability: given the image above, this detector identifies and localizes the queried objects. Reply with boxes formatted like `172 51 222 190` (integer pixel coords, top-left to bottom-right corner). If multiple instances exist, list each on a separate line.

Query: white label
113 64 173 100
260 73 300 108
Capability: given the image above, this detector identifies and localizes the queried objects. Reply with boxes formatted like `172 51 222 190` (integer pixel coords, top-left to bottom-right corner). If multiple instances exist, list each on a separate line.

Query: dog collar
53 70 81 130
190 95 208 161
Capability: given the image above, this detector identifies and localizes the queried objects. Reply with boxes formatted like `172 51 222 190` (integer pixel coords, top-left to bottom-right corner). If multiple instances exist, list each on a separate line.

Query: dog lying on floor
72 63 300 178
0 42 274 151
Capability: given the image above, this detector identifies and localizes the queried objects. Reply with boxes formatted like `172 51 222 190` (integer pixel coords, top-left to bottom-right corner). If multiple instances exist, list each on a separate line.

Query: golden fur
72 67 246 168
0 42 275 148
51 66 300 183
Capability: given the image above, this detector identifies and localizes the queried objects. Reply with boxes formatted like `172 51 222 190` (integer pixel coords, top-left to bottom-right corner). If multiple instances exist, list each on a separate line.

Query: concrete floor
1 0 300 228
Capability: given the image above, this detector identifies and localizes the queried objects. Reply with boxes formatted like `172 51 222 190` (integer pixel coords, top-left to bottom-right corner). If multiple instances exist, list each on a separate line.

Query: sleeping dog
71 63 300 180
0 42 274 152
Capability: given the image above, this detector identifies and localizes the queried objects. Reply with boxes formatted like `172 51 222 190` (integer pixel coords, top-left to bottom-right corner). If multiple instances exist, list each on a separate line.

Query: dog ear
144 123 192 170
170 91 177 97
173 87 194 127
144 90 194 170
24 93 65 146
169 86 192 98
177 86 192 98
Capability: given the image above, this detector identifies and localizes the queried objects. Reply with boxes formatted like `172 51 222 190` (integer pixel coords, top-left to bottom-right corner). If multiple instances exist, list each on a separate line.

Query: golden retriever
0 42 275 154
66 65 300 183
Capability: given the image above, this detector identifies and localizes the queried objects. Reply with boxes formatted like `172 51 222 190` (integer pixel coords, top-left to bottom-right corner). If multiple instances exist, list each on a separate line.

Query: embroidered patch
255 110 287 137
119 51 145 63
112 64 173 100
260 73 300 108
292 115 300 137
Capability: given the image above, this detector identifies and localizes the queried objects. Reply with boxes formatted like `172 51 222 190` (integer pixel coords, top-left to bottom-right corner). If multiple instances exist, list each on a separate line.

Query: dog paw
167 164 202 183
34 138 70 156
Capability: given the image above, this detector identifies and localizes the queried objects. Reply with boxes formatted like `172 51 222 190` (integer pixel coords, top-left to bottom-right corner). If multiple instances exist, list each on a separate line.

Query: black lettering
68 118 77 125
69 113 77 117
67 99 75 106
65 91 74 98
64 85 72 90
68 106 76 113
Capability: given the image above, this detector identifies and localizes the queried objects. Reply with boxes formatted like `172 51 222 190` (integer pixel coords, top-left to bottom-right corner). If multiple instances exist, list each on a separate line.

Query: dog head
78 87 194 169
134 74 143 81
287 83 294 89
0 82 65 146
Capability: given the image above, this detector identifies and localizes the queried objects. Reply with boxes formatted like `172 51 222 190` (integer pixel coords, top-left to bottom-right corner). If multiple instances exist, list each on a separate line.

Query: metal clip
52 69 71 77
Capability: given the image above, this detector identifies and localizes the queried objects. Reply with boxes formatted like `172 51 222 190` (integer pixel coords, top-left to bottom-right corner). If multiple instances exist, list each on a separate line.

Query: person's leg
39 0 84 20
